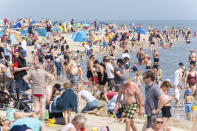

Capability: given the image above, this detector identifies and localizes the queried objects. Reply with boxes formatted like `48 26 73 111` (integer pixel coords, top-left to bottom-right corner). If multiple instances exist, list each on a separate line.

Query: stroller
0 73 33 112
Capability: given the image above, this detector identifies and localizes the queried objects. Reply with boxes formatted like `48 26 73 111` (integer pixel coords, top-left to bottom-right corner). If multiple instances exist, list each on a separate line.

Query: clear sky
1 0 197 21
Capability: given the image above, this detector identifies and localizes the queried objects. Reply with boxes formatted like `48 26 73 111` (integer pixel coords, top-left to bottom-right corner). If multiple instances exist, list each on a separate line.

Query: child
185 89 195 120
133 70 143 88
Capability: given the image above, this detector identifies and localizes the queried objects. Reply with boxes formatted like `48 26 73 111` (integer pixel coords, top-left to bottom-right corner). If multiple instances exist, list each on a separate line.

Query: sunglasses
155 121 163 124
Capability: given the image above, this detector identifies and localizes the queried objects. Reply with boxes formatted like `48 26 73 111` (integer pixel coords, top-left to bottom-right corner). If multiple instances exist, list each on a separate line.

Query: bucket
192 105 197 112
48 119 56 127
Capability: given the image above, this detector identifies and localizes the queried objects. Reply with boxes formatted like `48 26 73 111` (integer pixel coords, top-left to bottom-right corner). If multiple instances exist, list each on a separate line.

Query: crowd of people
0 17 196 131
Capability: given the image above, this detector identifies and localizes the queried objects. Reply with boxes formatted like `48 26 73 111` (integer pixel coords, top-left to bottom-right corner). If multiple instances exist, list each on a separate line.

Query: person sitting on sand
76 85 98 113
146 116 164 131
10 111 46 131
0 117 10 131
61 114 87 131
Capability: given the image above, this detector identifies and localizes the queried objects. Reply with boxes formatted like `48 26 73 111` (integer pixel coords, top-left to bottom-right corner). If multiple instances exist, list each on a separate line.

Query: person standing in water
153 50 160 64
189 49 196 65
136 48 145 65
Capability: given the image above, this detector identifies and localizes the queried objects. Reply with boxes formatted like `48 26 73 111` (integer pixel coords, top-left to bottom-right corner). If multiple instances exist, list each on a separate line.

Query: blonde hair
63 82 72 90
72 114 87 124
136 70 142 77
75 84 84 91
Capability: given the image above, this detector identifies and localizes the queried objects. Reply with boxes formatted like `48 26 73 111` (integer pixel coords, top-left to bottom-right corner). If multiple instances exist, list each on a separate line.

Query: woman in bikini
185 63 197 96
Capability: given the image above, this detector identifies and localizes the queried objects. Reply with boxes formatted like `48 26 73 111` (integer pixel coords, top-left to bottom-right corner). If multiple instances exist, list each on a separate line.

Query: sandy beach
19 34 193 131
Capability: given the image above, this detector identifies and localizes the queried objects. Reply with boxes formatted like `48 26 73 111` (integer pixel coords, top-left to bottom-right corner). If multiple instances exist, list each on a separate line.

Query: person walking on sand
142 71 165 131
114 80 143 131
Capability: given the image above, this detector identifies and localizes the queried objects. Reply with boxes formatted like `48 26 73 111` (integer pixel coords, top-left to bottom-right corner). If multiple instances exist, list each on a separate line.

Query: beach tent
12 21 22 28
134 28 146 34
72 31 87 42
36 28 47 37
9 33 17 45
20 29 28 36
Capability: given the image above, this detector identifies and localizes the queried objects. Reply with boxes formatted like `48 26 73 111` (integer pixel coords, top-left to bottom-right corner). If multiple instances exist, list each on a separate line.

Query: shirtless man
153 50 159 64
67 54 79 85
87 55 96 94
146 57 152 69
136 48 145 65
114 80 143 131
189 49 196 65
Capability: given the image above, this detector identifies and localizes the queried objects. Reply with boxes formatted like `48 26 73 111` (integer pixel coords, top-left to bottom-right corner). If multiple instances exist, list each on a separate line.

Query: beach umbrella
36 28 47 37
12 21 22 28
9 33 17 45
57 26 63 32
134 27 146 34
52 26 62 34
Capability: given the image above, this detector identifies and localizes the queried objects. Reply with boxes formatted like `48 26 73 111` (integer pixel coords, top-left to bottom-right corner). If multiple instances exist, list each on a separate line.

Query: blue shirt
11 117 41 131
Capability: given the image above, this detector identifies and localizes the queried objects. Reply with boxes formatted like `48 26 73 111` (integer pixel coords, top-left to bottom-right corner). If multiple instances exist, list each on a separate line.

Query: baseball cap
20 49 27 57
186 90 192 96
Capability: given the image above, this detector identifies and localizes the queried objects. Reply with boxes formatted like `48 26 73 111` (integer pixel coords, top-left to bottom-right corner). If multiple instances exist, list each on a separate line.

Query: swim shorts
185 103 192 113
154 58 159 63
123 103 138 119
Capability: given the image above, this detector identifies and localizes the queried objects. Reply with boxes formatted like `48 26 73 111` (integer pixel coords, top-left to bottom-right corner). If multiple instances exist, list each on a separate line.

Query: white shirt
55 55 64 63
106 63 114 79
21 40 27 51
122 53 130 59
78 90 96 102
174 69 181 86
84 44 90 50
